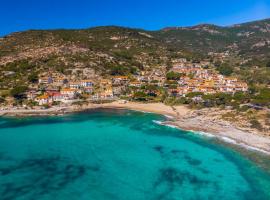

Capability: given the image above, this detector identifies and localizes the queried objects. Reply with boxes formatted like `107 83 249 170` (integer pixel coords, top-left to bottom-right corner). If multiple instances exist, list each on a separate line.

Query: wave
194 131 270 155
152 120 163 125
153 120 270 155
164 115 174 119
191 130 270 155
133 110 154 114
192 131 215 138
152 120 178 128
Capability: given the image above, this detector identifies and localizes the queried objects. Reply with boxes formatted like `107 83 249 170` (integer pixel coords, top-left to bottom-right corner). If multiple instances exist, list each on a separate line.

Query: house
113 86 126 96
54 78 68 86
100 79 112 86
51 93 65 102
69 82 81 89
129 81 142 87
46 91 65 102
38 77 53 84
27 90 39 100
169 89 180 97
35 94 51 105
83 87 94 94
102 89 114 98
80 80 94 88
235 82 248 92
112 76 129 85
60 88 77 98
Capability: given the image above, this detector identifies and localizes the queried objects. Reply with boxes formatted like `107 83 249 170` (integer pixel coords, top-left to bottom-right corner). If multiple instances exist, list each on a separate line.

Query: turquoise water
0 109 270 200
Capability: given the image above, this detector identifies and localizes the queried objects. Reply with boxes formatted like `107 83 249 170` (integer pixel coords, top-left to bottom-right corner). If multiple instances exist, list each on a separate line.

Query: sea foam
153 120 270 155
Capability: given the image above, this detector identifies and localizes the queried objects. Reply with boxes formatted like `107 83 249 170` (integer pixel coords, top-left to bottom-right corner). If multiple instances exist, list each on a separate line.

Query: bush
250 119 263 131
237 105 249 112
233 92 249 103
0 97 5 103
186 92 203 98
217 63 233 76
252 88 270 106
28 73 38 83
166 71 182 80
10 86 28 99
133 91 147 101
266 61 270 68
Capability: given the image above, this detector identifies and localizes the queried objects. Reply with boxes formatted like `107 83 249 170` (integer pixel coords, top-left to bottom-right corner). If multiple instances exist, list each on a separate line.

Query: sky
0 0 270 36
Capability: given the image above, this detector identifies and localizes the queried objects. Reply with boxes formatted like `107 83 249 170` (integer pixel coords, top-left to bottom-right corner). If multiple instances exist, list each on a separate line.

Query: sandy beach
1 101 270 154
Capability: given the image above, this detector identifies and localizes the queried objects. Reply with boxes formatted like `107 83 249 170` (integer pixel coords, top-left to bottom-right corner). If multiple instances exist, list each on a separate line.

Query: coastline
1 101 270 155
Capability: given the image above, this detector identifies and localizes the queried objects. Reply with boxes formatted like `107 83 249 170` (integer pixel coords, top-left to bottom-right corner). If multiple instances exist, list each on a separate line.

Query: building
83 87 94 94
69 82 81 89
60 88 77 98
129 81 142 87
80 80 94 88
27 90 39 100
38 77 53 84
53 78 68 86
35 94 51 105
112 76 129 85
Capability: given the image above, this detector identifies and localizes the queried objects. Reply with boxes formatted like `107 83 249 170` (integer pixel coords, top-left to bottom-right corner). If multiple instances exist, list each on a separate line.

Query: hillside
0 19 270 89
156 18 270 60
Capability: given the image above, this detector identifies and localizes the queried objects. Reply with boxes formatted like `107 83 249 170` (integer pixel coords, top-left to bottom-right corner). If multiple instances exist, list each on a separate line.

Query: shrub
217 63 233 76
133 91 147 101
10 86 28 99
250 119 263 131
166 71 182 80
28 73 38 83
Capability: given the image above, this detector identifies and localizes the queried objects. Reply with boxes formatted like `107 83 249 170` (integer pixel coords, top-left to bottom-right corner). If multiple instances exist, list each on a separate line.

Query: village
168 58 248 97
21 58 248 107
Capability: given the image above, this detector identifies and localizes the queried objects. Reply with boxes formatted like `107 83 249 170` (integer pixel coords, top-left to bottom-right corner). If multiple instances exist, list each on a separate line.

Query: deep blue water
0 109 270 200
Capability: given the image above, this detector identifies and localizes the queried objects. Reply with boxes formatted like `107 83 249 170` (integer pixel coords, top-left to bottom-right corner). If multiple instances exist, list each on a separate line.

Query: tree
266 61 270 68
28 73 38 83
10 86 28 99
166 71 182 80
233 92 249 103
110 65 127 75
0 97 4 103
133 91 147 101
186 92 203 98
217 63 233 76
252 88 270 106
250 119 263 131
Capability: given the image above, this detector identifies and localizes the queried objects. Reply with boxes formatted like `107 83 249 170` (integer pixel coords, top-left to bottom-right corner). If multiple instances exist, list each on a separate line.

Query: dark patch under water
0 109 270 200
0 156 99 200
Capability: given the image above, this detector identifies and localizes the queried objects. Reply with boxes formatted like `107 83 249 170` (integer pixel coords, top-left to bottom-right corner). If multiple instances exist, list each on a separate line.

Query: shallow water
0 109 270 200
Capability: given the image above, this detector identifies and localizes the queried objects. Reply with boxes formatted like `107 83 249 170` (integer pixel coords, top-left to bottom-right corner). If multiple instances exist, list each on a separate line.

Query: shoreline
1 101 270 155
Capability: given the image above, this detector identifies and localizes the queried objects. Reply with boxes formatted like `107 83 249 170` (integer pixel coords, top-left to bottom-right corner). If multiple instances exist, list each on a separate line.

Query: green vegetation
252 88 270 107
266 61 270 68
250 119 263 131
28 73 38 83
0 19 270 114
216 63 233 76
166 71 182 80
133 91 146 100
10 86 28 99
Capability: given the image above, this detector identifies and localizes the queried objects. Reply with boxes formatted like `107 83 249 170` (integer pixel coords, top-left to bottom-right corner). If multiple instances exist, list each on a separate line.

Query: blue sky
1 0 270 36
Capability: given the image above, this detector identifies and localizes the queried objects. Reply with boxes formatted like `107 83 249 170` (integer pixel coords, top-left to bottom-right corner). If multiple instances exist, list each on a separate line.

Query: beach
101 102 270 154
1 101 270 154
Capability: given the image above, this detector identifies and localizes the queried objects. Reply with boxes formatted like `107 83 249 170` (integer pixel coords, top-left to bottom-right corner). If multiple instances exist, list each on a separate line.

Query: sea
0 108 270 200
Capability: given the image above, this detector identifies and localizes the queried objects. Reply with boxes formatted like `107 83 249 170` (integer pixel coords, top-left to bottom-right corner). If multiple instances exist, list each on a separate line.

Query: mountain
0 19 270 89
155 18 270 60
